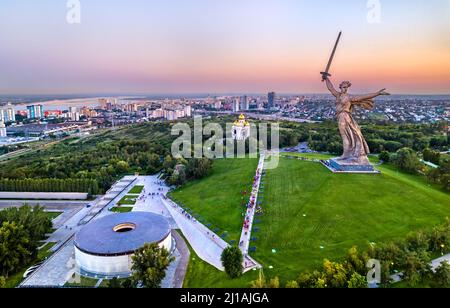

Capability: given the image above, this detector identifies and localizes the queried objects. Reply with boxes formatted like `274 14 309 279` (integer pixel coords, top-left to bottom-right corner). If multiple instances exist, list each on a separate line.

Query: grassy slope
175 154 449 287
251 157 449 283
178 230 259 288
171 158 259 243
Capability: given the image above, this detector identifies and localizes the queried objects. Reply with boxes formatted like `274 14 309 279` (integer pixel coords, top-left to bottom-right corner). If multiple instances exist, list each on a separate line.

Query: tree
345 246 367 274
379 151 390 163
393 148 421 174
250 269 266 288
0 276 5 288
221 246 243 279
107 277 123 288
0 221 30 276
285 280 299 288
401 251 432 286
423 148 441 165
433 261 450 287
115 161 130 174
267 276 280 288
0 205 52 260
297 272 315 288
322 259 348 288
131 243 174 288
347 272 367 288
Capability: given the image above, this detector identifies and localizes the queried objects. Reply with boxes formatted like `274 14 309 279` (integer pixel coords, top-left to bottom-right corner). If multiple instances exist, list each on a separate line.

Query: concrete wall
0 192 88 200
75 233 172 277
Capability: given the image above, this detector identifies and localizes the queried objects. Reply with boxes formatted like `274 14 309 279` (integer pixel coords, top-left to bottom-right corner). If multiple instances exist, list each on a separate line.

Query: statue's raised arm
324 77 340 97
351 88 390 102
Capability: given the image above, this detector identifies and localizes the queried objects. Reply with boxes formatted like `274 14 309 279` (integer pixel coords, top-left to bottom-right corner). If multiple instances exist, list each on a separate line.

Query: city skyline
1 0 450 95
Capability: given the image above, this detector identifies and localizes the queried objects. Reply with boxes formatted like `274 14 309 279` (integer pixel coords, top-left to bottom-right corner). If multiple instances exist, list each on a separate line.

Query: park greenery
291 219 450 288
173 154 449 288
221 246 244 279
130 243 175 288
0 117 448 288
280 120 448 155
0 205 53 284
0 122 177 193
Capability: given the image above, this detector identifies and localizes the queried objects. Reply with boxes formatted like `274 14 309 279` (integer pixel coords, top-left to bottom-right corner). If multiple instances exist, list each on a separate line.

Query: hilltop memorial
321 32 390 173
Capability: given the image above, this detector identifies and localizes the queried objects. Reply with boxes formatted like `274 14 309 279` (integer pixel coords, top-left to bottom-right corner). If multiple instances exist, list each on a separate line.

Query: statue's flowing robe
337 99 374 158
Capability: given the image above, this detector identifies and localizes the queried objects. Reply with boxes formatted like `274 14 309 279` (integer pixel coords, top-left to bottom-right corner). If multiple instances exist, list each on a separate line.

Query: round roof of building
74 212 171 256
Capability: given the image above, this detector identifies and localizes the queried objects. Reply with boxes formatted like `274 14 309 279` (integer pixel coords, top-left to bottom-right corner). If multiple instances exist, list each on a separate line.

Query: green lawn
170 157 259 243
45 211 63 220
110 206 133 213
250 157 449 284
280 152 334 160
176 154 449 287
128 185 144 194
117 195 137 205
177 230 259 288
38 242 56 260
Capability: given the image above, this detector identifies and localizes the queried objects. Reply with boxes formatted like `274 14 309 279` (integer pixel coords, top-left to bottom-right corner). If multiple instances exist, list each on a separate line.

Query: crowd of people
239 155 265 252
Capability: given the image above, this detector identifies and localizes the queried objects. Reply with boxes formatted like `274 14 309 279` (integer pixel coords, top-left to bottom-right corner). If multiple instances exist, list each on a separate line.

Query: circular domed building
74 212 172 278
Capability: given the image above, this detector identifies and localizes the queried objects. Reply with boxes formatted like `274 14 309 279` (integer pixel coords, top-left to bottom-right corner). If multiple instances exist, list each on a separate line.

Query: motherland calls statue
321 32 390 171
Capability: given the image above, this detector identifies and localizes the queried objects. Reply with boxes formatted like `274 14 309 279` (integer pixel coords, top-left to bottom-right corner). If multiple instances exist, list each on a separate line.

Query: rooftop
74 212 171 256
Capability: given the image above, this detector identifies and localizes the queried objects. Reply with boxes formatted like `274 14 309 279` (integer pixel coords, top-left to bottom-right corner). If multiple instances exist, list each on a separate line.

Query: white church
232 114 250 141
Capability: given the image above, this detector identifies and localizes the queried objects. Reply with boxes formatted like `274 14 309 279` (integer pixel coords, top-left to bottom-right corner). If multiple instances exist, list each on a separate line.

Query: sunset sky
0 0 449 95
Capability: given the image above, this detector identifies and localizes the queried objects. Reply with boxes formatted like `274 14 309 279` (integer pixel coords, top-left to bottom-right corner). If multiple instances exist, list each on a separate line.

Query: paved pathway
161 196 227 270
171 230 190 288
21 239 76 287
161 246 181 288
131 175 177 227
238 153 265 255
237 154 265 271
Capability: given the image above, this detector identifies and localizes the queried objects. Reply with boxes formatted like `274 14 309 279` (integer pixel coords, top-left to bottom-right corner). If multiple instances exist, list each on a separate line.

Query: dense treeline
379 148 450 191
0 206 52 279
0 178 99 195
0 122 177 193
283 220 450 288
278 120 448 155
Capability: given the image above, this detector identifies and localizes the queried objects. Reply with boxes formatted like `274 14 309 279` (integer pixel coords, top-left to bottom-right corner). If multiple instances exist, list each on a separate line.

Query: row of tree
0 206 53 279
287 120 449 155
0 178 100 195
164 156 213 186
380 147 449 191
282 220 450 288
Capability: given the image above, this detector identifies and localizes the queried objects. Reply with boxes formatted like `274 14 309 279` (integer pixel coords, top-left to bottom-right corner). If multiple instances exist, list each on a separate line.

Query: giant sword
320 31 342 81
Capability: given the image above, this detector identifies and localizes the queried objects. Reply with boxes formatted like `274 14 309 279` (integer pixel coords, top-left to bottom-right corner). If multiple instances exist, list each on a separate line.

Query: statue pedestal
323 157 380 174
